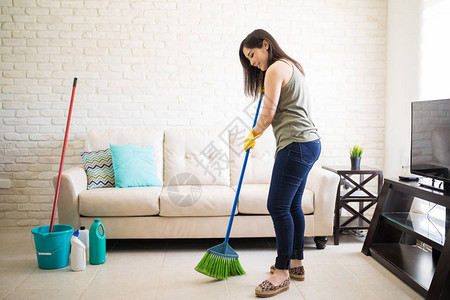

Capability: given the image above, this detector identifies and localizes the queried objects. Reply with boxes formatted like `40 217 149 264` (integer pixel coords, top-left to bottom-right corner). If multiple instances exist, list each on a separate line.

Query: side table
322 165 383 245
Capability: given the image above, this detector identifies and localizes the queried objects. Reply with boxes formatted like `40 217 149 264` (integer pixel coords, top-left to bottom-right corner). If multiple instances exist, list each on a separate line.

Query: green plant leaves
350 145 363 157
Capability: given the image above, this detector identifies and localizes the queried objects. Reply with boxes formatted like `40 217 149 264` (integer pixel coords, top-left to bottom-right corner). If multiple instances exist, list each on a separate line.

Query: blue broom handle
224 92 264 243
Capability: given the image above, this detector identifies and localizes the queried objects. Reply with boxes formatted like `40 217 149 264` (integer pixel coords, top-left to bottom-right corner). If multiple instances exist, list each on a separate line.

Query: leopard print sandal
255 278 290 298
270 265 305 281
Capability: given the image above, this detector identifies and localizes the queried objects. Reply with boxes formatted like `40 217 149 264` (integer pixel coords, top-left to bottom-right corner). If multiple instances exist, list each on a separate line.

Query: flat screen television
410 98 450 193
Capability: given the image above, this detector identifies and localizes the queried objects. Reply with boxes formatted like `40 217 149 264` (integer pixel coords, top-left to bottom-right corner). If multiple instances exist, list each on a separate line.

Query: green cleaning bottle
89 218 106 265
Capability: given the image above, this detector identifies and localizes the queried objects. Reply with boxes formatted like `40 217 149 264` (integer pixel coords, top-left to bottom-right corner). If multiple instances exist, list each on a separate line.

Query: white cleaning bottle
78 226 89 261
70 230 86 271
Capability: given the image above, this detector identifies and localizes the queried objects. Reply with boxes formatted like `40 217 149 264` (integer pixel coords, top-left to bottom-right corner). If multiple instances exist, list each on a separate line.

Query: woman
239 29 321 298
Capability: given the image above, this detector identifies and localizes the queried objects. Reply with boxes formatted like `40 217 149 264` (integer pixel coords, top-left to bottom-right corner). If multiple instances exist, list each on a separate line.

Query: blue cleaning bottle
89 218 106 265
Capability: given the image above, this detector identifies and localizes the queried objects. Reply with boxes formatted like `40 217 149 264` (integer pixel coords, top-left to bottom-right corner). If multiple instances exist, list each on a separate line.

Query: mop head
195 242 246 280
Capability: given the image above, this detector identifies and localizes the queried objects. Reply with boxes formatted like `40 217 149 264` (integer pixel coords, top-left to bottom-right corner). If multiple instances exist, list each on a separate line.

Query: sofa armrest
52 167 87 229
306 165 340 236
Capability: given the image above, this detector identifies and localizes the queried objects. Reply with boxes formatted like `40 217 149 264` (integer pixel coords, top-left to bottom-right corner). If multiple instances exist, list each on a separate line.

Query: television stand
419 182 445 193
418 177 448 194
362 179 450 299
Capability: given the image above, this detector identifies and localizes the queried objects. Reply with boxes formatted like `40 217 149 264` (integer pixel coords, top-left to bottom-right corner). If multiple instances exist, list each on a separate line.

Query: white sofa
55 128 340 249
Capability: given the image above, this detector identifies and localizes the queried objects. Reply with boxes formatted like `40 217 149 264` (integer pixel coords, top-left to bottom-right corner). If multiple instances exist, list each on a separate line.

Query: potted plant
350 145 363 170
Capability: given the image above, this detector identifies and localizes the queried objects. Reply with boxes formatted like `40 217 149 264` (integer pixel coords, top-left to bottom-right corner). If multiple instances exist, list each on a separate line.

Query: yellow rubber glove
243 128 262 151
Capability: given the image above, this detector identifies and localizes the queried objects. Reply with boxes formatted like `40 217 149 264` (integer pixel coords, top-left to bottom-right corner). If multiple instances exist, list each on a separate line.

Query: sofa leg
314 236 328 249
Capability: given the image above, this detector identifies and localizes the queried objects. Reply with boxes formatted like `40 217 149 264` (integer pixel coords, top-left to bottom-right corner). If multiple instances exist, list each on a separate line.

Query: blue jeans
267 140 321 270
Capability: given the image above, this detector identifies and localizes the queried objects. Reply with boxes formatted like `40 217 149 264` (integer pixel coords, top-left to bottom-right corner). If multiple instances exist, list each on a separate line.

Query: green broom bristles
195 251 246 280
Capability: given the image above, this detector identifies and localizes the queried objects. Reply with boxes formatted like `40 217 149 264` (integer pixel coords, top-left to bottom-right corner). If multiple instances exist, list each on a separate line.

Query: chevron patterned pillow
81 148 115 189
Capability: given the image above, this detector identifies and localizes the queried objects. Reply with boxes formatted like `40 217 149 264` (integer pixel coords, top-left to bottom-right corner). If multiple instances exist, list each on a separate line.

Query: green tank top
271 61 320 155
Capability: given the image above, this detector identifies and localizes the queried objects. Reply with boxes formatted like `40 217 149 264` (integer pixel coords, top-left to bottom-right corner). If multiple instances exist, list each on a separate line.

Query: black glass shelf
382 212 446 248
363 179 450 299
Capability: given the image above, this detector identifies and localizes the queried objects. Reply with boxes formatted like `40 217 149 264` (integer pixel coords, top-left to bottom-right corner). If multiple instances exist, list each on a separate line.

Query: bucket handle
31 234 71 256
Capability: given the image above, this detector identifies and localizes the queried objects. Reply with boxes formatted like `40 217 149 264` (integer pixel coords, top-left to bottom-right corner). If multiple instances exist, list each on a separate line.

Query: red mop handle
49 78 77 232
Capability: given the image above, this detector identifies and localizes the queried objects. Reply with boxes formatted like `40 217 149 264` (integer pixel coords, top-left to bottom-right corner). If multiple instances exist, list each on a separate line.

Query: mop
49 78 77 232
195 88 264 280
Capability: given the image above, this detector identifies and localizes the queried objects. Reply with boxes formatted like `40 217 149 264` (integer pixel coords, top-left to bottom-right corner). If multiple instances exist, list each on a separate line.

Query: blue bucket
31 224 74 269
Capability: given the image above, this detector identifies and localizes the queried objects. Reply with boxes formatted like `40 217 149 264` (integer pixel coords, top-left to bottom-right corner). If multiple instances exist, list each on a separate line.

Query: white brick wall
0 0 387 227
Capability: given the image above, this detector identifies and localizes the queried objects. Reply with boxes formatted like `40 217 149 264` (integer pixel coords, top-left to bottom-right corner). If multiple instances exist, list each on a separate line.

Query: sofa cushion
164 128 230 186
110 144 162 188
85 128 164 186
236 184 314 215
230 128 276 185
79 187 161 216
81 148 115 189
159 185 237 217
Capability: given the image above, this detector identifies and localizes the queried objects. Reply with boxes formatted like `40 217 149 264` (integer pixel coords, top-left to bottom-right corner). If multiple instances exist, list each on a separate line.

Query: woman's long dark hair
239 29 304 98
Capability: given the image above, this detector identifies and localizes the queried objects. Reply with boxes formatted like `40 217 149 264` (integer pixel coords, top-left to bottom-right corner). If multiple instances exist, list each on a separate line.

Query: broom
195 89 264 280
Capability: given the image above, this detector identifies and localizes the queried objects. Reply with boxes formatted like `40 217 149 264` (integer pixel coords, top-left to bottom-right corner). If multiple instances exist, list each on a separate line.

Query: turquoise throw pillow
110 144 162 188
